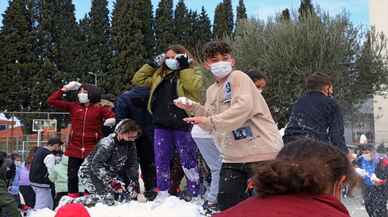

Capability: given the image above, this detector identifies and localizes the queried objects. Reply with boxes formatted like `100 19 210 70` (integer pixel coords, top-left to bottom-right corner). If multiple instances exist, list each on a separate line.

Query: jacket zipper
81 107 88 158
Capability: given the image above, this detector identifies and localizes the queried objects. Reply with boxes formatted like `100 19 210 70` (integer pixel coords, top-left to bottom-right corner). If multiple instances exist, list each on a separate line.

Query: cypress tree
190 7 211 59
198 6 212 43
143 0 155 59
88 0 112 90
174 0 191 46
110 0 153 94
280 8 291 21
0 0 35 111
155 0 175 53
213 3 228 39
223 0 234 35
298 0 315 19
236 0 247 23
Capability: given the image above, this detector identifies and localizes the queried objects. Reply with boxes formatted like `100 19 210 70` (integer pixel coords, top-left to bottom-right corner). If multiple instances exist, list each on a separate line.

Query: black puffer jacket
79 134 138 194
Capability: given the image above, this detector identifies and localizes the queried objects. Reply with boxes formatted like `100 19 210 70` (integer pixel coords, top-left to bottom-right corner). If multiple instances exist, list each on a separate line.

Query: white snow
28 196 206 217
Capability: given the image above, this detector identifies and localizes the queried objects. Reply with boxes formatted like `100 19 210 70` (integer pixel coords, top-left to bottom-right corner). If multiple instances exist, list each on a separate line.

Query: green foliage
298 0 315 20
213 3 227 39
174 0 190 45
110 0 154 95
227 11 388 127
155 0 175 53
0 0 36 111
236 0 247 26
87 0 112 91
280 8 290 21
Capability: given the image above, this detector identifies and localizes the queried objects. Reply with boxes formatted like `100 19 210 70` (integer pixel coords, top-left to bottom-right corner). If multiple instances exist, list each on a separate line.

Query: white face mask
362 153 372 161
210 61 233 78
78 92 90 104
165 58 179 70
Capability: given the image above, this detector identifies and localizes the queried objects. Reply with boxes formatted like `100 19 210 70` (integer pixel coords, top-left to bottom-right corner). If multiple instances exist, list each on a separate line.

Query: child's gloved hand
110 179 126 193
62 81 82 92
103 118 116 127
371 173 385 185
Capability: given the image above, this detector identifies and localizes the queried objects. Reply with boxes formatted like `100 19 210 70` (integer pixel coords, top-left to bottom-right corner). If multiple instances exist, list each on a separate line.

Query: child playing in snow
176 40 283 211
78 119 140 202
356 144 388 217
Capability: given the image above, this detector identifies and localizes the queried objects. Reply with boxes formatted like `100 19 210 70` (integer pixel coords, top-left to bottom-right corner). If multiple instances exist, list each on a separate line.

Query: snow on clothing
47 89 115 159
115 87 156 191
154 129 200 195
283 91 348 153
191 125 222 204
132 64 203 196
78 134 138 195
356 155 388 217
356 155 381 187
214 194 350 217
191 70 283 163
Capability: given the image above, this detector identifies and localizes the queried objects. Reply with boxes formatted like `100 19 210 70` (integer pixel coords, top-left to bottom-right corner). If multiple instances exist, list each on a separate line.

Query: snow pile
28 196 205 217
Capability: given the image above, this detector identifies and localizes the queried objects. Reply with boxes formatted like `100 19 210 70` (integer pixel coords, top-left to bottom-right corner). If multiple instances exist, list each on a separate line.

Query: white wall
370 0 388 144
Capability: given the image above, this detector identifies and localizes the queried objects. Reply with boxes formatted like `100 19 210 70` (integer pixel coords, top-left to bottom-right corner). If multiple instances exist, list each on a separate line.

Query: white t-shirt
191 125 212 139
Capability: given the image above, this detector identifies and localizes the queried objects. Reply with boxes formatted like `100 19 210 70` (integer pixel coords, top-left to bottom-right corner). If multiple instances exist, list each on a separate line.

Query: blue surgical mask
165 59 179 71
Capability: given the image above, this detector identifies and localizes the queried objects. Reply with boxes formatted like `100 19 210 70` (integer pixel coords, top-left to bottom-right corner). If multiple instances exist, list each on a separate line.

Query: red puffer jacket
48 89 115 159
214 194 350 217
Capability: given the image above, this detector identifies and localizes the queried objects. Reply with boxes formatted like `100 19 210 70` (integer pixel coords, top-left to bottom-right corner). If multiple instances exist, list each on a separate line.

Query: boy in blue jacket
356 144 388 217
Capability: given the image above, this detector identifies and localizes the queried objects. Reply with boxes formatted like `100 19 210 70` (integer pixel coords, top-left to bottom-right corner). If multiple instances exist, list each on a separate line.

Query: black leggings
136 135 156 191
68 157 84 193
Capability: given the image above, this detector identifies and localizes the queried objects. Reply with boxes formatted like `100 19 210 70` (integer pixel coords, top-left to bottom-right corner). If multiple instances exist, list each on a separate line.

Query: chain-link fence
0 112 70 161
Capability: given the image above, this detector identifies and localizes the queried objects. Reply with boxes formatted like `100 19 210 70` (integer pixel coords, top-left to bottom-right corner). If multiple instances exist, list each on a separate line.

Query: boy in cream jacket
175 41 283 211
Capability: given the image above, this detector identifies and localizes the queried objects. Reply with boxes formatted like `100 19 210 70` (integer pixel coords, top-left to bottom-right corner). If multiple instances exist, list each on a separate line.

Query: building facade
370 0 388 145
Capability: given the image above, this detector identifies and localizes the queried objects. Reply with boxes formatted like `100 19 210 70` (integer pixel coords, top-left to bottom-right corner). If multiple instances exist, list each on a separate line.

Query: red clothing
48 89 114 159
214 194 350 217
55 203 90 217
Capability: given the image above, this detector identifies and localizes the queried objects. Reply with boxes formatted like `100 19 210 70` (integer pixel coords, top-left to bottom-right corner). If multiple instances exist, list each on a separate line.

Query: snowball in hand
174 97 193 106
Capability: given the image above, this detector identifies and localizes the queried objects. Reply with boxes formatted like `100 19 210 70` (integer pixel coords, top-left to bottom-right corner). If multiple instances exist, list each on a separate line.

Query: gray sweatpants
193 137 223 204
32 186 53 210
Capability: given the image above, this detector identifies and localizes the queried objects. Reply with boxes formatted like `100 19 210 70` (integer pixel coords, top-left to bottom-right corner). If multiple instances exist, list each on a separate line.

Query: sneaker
202 201 219 216
178 190 193 202
144 190 158 201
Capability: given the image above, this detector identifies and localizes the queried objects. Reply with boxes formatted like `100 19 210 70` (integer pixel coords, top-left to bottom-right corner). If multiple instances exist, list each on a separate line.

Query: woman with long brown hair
132 45 203 201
